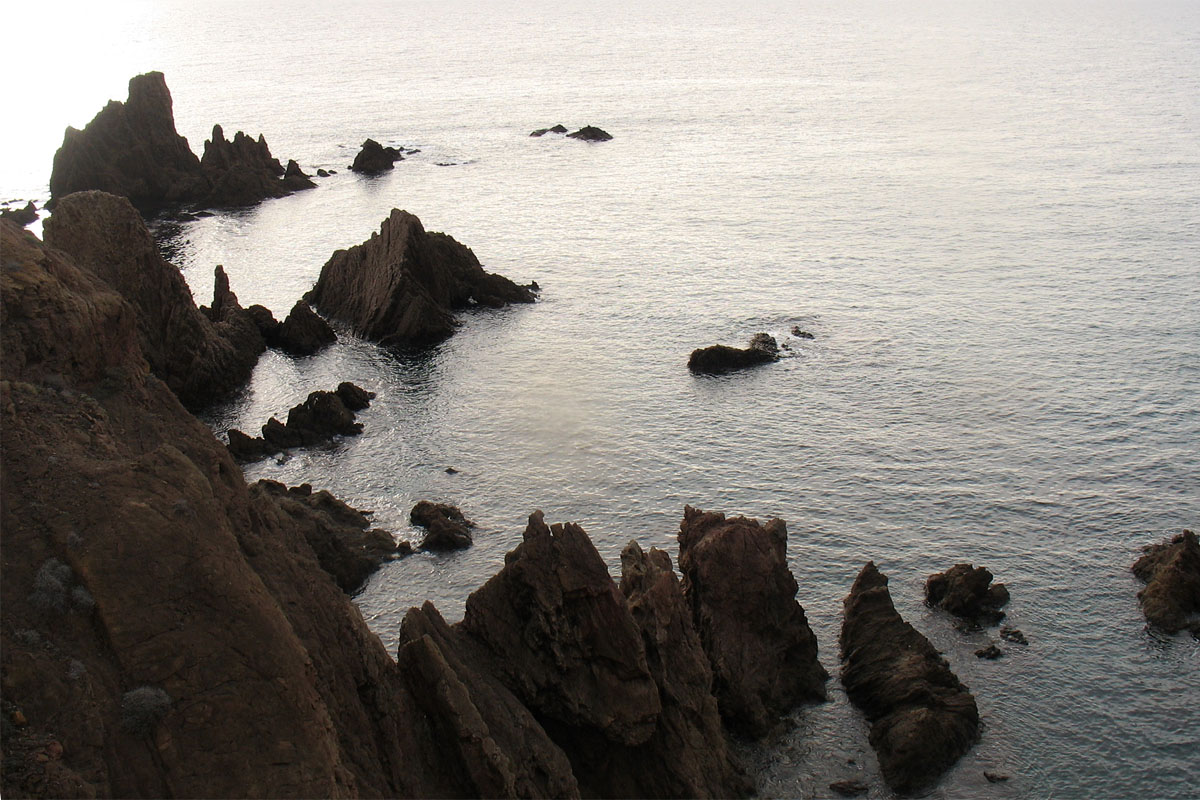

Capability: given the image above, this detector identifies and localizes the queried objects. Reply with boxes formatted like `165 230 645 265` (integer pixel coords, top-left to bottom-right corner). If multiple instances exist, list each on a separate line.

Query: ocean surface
3 0 1198 797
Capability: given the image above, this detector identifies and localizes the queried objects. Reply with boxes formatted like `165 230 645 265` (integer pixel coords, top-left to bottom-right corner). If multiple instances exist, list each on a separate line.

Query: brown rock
677 506 827 738
566 126 613 141
349 139 402 173
271 301 337 355
305 209 535 347
0 201 38 227
227 384 373 462
687 334 779 374
1132 530 1200 636
925 563 1009 624
200 125 314 208
841 562 980 795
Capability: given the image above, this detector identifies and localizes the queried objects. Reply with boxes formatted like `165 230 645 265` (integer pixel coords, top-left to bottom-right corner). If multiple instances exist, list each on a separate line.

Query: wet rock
410 501 474 552
677 506 827 738
282 159 317 191
530 124 568 137
42 192 263 410
687 333 779 374
461 511 662 747
791 326 815 339
273 301 337 355
1000 627 1028 645
829 779 869 797
306 209 536 347
566 126 613 141
1132 530 1200 636
841 562 980 795
316 168 330 177
200 125 314 207
0 201 38 227
336 381 375 411
985 771 1010 783
925 563 1009 624
974 643 1003 659
227 384 373 461
350 139 402 173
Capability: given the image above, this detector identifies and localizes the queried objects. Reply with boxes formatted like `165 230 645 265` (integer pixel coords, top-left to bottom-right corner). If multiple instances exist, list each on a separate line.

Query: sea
2 0 1197 797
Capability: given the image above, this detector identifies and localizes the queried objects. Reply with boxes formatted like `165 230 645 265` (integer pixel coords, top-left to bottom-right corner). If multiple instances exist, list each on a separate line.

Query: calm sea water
4 1 1198 797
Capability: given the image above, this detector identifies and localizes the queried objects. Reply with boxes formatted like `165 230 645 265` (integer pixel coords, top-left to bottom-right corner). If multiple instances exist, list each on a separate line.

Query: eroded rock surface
1132 530 1200 636
677 506 827 738
226 383 375 462
199 125 315 207
925 563 1009 624
841 562 980 795
306 208 535 346
410 501 474 552
688 333 779 374
350 139 402 173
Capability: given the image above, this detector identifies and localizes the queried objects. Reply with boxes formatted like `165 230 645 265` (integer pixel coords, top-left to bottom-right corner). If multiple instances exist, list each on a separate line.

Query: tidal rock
410 501 474 552
42 192 263 410
48 72 208 207
677 506 827 738
974 643 1003 660
530 125 568 137
791 326 815 339
251 480 403 593
350 139 402 173
925 563 1009 624
396 602 581 799
306 209 535 347
283 159 317 191
1000 626 1028 645
316 168 330 177
227 384 374 461
688 333 779 374
566 126 613 141
336 381 374 411
200 125 314 207
1132 530 1200 636
273 301 337 355
461 512 662 746
841 562 980 795
0 201 38 227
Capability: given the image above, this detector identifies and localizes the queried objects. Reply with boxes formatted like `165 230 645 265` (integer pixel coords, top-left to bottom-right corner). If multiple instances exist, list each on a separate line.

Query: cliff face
306 209 536 346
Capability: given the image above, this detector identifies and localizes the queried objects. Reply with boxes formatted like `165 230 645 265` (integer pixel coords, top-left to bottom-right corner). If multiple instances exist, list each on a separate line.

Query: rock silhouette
226 383 375 462
567 126 613 141
0 201 38 227
350 139 403 173
688 333 779 374
925 563 1010 624
1132 530 1200 636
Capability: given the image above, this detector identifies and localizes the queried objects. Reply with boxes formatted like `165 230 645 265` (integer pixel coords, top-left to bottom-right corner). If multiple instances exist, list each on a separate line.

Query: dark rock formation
274 301 337 355
841 562 980 795
283 159 317 190
251 480 404 593
199 264 268 363
530 125 568 137
42 191 263 410
925 563 1009 624
566 126 613 141
226 383 375 462
829 779 869 797
410 501 474 552
974 643 1003 659
350 139 402 173
688 333 779 374
791 326 815 339
1000 626 1028 645
306 209 536 347
1132 530 1200 636
677 506 827 738
0 201 38 227
48 72 310 212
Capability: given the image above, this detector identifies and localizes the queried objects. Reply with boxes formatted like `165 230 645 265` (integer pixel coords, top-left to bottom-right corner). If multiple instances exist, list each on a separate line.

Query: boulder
42 192 263 410
273 301 337 355
566 126 613 141
350 139 402 173
0 201 38 227
925 563 1009 624
410 501 474 552
676 506 827 738
688 333 779 374
1132 530 1200 636
841 562 980 795
460 512 662 747
306 209 536 347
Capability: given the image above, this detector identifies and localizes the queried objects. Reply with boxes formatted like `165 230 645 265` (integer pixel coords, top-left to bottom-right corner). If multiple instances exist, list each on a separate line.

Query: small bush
120 686 171 736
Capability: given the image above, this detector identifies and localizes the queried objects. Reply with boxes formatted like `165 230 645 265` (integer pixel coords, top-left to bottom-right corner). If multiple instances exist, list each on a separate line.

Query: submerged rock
530 124 569 137
925 563 1009 624
841 562 980 795
677 506 827 738
1132 530 1200 636
350 139 402 173
306 209 535 346
410 501 474 552
688 333 779 374
566 126 613 141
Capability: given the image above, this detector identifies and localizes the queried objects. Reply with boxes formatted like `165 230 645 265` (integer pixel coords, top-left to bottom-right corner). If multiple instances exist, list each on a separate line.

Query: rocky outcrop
48 72 311 212
410 501 474 551
1132 530 1200 636
350 139 402 173
42 192 264 410
566 126 613 141
925 563 1009 624
530 125 568 137
251 481 405 593
688 333 779 374
274 301 338 355
841 562 980 795
677 506 827 738
226 383 375 462
0 201 38 227
306 209 536 347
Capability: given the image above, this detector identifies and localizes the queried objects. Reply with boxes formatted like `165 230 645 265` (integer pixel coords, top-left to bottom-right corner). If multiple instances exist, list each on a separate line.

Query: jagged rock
410 501 474 552
677 506 827 738
273 301 336 355
925 563 1009 624
461 512 662 747
396 603 582 799
350 139 402 173
283 159 317 191
246 304 281 340
42 192 263 410
1000 627 1028 645
1132 530 1200 636
336 381 374 411
200 265 268 362
0 201 38 227
841 562 980 795
48 72 208 208
530 125 568 137
688 333 779 374
566 126 613 141
251 480 402 593
227 384 374 461
306 209 536 347
200 125 314 207
316 168 330 177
